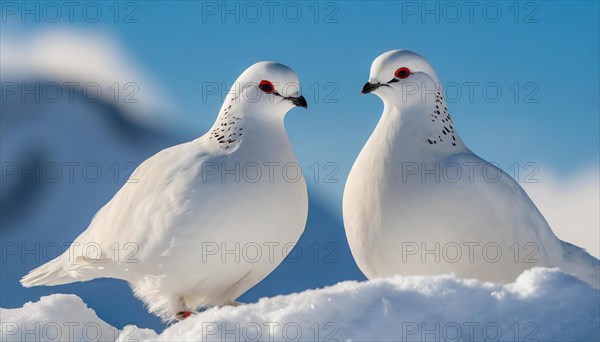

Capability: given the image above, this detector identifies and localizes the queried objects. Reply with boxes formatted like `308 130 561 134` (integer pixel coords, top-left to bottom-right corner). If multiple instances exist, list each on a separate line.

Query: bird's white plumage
21 62 309 320
343 50 599 288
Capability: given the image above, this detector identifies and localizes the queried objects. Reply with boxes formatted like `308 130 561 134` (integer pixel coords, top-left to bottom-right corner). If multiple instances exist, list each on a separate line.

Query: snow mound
2 268 598 341
0 294 118 341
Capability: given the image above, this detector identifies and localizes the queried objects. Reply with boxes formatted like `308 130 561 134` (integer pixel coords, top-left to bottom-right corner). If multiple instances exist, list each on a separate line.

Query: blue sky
164 1 596 207
2 0 599 331
5 2 599 206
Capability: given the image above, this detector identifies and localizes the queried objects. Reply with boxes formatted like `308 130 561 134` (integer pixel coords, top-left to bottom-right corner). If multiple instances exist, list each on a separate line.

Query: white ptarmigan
343 50 599 288
21 62 309 321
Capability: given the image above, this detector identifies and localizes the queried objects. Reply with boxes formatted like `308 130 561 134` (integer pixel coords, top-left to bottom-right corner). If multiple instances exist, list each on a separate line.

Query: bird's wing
440 151 564 263
63 138 223 275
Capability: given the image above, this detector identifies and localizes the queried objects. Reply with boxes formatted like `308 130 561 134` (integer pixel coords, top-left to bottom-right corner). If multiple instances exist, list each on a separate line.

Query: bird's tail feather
20 258 80 287
21 252 120 287
559 241 600 289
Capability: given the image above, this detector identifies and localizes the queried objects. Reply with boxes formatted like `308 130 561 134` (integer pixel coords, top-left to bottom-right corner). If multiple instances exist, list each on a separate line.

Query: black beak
361 82 382 95
288 95 307 108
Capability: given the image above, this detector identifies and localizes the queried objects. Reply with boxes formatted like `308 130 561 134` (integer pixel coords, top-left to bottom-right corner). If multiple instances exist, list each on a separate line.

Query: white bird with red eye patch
343 50 599 288
21 62 309 322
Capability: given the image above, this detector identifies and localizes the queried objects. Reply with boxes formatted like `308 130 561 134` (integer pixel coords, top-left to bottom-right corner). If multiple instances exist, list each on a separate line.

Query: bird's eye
394 67 411 79
259 80 275 93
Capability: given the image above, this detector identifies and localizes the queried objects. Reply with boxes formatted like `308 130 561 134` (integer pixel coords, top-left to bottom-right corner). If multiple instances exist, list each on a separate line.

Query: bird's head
362 50 462 148
362 50 440 108
225 62 307 116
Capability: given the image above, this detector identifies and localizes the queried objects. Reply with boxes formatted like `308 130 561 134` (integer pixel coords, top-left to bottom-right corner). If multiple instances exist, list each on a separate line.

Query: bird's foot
175 311 194 320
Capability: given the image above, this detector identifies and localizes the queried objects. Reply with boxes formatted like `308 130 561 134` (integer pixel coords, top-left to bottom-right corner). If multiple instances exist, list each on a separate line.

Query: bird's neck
206 106 292 161
370 94 466 160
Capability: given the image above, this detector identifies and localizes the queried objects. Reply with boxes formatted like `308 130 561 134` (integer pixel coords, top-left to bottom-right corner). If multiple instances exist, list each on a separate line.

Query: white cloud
522 166 599 258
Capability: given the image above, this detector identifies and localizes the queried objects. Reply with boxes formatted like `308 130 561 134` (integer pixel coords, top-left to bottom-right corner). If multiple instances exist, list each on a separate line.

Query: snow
2 268 598 341
0 295 118 342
